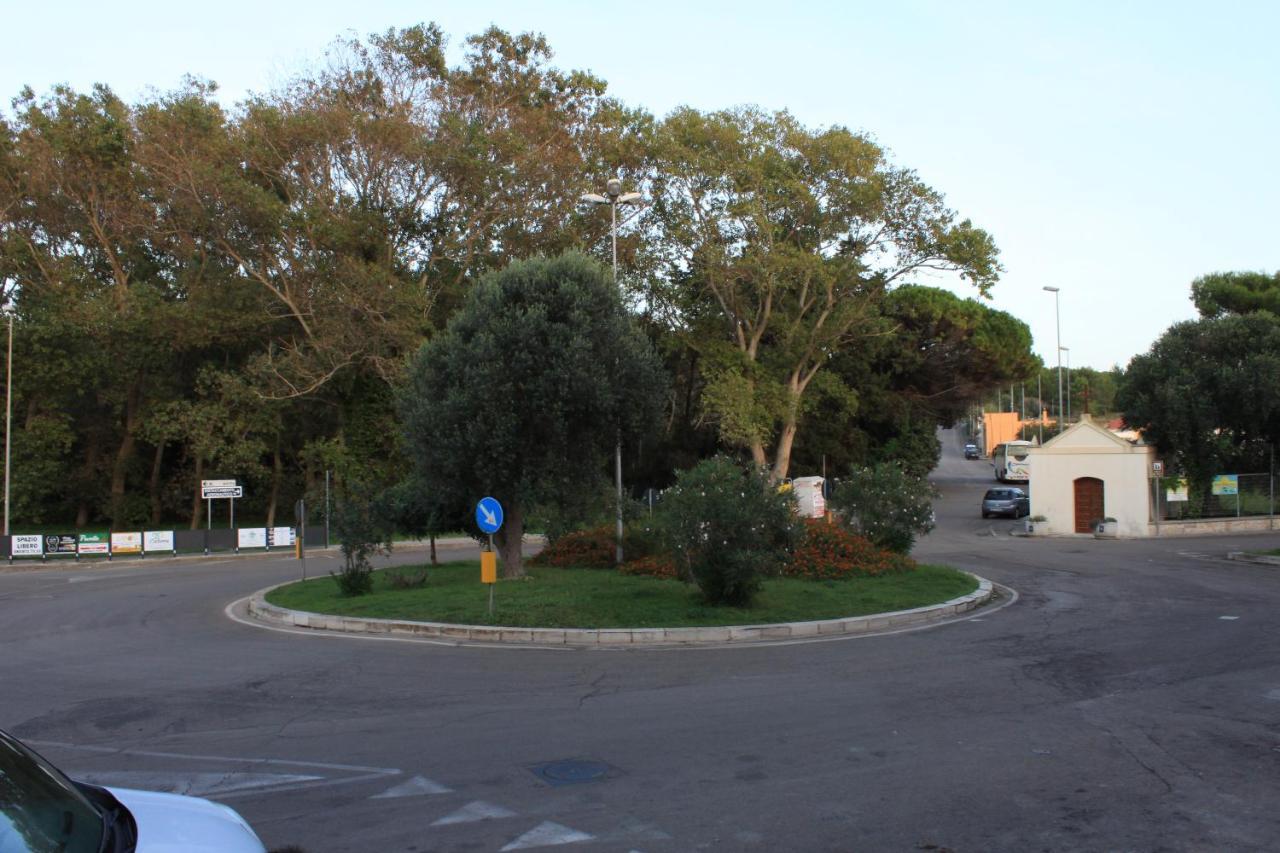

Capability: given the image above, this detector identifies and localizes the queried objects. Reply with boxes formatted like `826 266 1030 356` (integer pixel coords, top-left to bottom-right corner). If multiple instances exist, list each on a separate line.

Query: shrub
529 525 616 568
387 567 429 589
786 519 916 579
831 461 938 553
332 480 391 596
619 554 679 579
656 455 797 606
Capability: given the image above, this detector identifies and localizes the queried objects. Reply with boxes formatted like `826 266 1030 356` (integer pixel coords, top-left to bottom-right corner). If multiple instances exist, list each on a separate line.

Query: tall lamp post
1060 346 1071 425
581 178 643 564
3 310 10 537
1043 286 1063 433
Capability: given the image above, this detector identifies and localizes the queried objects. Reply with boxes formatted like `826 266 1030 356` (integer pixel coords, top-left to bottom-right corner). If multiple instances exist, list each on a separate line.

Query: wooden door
1073 477 1104 533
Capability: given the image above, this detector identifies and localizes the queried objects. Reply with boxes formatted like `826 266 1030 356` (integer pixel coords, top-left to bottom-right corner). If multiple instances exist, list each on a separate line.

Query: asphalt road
3 433 1280 852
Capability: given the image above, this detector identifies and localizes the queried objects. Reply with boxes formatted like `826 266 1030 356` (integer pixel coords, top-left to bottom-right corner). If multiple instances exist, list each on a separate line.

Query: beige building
1027 415 1155 537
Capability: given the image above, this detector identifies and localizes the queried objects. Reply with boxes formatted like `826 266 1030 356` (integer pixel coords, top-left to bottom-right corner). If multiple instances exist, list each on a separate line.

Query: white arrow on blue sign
476 497 503 534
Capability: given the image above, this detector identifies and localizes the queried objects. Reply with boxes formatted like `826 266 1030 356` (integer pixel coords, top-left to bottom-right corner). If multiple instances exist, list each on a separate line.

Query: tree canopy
0 21 1021 535
399 252 665 576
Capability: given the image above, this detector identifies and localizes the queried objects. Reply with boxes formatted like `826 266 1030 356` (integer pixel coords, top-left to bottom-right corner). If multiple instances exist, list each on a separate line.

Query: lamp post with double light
1043 286 1064 433
581 178 643 564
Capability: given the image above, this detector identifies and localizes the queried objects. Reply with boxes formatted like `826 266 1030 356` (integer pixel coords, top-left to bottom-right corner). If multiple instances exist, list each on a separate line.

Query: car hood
107 787 266 853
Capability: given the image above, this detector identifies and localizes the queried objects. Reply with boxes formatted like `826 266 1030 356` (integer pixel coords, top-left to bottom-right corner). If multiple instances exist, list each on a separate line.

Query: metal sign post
476 497 504 618
295 498 307 581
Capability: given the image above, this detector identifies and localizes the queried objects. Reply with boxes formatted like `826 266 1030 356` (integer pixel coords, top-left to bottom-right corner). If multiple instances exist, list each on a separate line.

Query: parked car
982 487 1030 518
0 727 267 852
964 443 981 459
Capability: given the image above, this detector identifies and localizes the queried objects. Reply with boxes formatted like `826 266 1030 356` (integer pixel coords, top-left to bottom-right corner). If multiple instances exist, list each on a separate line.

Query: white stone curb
246 574 995 647
1227 551 1280 566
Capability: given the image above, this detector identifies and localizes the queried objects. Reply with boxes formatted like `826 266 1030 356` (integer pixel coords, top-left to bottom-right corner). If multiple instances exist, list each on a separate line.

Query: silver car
982 487 1030 518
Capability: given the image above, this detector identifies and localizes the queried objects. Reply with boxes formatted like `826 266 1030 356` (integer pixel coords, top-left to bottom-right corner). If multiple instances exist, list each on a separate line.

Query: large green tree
400 253 666 576
646 107 1001 482
1118 312 1280 504
1191 270 1280 319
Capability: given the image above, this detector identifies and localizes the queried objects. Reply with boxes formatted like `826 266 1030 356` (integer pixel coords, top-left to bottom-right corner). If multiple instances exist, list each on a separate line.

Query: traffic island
246 564 997 647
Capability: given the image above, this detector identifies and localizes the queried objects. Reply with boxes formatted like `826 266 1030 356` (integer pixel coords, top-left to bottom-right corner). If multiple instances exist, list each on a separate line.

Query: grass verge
264 562 979 628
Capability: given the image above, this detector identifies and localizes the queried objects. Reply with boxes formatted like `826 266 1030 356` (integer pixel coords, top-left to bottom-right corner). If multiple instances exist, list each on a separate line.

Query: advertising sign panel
44 534 78 555
78 532 110 555
111 532 142 554
1166 479 1189 502
1211 474 1239 496
237 527 267 549
268 527 295 547
144 531 175 552
12 535 42 557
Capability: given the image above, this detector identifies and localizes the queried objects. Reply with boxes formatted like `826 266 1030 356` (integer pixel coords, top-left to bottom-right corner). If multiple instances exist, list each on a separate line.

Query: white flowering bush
656 455 797 606
832 461 938 554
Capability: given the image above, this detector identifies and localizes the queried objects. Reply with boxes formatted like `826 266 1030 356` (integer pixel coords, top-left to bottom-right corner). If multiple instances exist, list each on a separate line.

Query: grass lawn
1249 548 1280 557
264 562 979 629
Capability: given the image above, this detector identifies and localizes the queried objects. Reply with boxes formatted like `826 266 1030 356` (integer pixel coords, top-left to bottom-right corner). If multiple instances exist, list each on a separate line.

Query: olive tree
400 252 666 576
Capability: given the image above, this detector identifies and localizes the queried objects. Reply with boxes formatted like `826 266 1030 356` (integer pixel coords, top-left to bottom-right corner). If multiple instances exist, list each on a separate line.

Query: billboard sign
12 535 42 557
1211 474 1239 496
144 531 175 552
237 528 267 549
268 527 295 547
78 532 110 555
111 532 142 554
44 534 78 555
1166 479 1189 502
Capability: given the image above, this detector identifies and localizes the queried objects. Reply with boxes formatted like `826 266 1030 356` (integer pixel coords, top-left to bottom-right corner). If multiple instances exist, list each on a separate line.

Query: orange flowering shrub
785 519 916 579
529 525 615 568
619 554 680 580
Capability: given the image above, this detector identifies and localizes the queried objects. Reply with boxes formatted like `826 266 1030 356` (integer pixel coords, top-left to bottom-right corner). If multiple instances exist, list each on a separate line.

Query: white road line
431 800 518 826
24 739 401 775
501 821 595 851
371 775 452 798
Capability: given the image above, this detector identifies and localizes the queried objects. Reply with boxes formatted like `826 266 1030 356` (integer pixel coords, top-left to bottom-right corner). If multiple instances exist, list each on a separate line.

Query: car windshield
985 490 1015 499
0 732 104 853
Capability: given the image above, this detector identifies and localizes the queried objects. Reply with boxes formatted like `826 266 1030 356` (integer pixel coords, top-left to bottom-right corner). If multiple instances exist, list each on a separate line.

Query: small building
1027 415 1154 536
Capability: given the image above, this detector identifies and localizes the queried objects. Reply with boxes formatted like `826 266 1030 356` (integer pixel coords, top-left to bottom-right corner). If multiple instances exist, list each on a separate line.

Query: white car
0 728 268 852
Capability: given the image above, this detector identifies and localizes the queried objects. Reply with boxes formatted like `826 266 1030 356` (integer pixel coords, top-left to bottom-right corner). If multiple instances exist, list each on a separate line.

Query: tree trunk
771 419 800 484
190 456 204 529
148 441 165 526
750 441 768 469
495 503 524 578
429 532 438 566
266 440 282 528
75 431 101 529
109 384 141 528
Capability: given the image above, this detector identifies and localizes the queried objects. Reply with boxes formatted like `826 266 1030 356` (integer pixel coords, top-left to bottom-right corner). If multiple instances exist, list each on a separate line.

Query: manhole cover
528 759 614 787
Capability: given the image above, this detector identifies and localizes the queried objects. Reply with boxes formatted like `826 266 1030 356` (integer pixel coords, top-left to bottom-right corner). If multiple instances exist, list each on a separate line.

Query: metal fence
1152 473 1277 521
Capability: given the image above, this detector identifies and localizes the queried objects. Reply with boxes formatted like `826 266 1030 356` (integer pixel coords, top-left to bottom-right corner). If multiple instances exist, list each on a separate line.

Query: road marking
371 775 451 798
431 800 518 826
1219 615 1240 620
501 821 595 850
28 739 401 800
73 770 323 797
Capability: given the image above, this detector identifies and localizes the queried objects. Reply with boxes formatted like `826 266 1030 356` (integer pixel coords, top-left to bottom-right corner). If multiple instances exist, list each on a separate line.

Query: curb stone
246 573 996 647
1227 551 1280 566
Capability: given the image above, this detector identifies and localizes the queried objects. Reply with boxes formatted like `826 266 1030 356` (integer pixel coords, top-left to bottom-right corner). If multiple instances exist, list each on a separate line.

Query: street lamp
1043 286 1063 434
1060 346 1071 424
3 309 10 537
581 178 643 564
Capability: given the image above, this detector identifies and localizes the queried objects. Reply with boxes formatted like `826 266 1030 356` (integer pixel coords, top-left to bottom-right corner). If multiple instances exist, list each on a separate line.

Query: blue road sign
476 496 504 534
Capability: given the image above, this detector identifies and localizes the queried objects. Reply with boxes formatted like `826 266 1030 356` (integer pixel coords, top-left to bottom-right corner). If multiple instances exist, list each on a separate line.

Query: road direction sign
476 497 503 534
203 486 243 499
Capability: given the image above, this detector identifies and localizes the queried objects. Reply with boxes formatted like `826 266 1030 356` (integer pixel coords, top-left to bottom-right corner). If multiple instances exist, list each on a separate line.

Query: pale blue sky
6 1 1278 370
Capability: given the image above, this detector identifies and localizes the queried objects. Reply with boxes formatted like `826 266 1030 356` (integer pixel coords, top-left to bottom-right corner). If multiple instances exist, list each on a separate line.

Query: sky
4 0 1277 370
